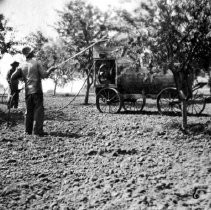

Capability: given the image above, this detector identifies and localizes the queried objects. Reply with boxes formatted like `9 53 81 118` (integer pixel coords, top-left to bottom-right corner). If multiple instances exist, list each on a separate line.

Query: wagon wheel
157 87 180 115
96 88 122 113
187 89 206 115
123 95 146 112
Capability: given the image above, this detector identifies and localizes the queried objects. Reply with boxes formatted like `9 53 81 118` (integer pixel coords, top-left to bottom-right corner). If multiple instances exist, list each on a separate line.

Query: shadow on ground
188 121 211 134
0 108 24 126
45 109 78 122
121 110 182 116
164 120 211 135
48 131 83 138
121 109 210 117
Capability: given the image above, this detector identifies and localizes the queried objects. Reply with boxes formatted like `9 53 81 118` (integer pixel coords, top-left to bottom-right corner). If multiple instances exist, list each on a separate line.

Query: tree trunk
84 63 93 105
84 75 91 105
209 68 211 94
173 67 192 131
181 100 187 130
53 82 57 96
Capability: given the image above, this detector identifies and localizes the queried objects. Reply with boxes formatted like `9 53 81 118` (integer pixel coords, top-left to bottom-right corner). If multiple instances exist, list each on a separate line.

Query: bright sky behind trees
0 0 139 39
0 0 139 89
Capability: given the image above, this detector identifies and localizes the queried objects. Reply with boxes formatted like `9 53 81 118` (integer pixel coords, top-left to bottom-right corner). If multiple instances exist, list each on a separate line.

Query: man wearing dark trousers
7 61 20 108
11 47 57 136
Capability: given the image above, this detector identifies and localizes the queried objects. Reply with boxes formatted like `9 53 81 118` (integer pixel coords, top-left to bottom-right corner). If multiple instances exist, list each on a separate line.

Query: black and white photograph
0 0 211 209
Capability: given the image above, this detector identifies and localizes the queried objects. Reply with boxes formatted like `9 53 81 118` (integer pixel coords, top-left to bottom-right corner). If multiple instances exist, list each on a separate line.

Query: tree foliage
105 5 156 69
0 14 17 58
26 31 49 53
113 0 211 129
115 0 211 76
55 0 110 103
27 31 75 95
41 41 77 96
139 0 211 74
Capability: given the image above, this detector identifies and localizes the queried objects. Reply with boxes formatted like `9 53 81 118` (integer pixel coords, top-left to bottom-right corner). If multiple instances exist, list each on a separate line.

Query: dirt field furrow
0 95 211 210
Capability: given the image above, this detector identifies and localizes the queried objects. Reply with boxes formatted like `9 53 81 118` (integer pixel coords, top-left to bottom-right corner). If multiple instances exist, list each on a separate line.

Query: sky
0 0 139 91
0 0 139 39
0 0 70 38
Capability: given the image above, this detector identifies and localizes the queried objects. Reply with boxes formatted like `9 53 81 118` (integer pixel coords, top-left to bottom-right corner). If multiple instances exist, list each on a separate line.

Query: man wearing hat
7 61 20 108
11 46 57 136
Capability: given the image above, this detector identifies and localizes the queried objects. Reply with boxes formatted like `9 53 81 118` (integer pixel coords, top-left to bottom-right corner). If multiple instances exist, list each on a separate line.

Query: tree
27 31 76 96
110 0 211 129
41 41 77 96
157 0 211 129
26 31 49 52
126 0 211 129
0 14 17 58
55 0 109 104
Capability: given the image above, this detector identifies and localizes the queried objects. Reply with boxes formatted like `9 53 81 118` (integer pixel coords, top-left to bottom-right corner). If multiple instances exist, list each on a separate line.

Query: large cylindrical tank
116 58 175 94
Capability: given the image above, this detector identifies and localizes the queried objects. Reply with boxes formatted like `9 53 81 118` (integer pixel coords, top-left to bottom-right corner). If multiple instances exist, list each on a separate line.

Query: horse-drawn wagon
93 46 207 115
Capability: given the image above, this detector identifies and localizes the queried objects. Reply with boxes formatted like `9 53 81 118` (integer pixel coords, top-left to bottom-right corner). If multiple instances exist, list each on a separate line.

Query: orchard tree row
1 0 211 128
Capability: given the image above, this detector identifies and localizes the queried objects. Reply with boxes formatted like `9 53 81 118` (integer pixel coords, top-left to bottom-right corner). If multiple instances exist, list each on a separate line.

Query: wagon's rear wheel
123 95 146 112
96 88 122 113
187 90 206 115
157 88 180 115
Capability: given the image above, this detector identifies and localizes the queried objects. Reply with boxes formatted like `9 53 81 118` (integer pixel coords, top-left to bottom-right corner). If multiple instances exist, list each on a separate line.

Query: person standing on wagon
7 61 20 108
11 47 57 136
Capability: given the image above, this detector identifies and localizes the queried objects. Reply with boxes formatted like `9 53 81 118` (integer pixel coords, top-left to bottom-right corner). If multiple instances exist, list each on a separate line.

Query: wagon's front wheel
157 88 180 115
96 88 122 113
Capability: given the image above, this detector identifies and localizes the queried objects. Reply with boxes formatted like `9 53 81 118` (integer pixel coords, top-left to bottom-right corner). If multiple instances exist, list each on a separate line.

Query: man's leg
7 95 12 109
25 94 34 135
13 92 19 108
33 93 44 135
10 90 16 108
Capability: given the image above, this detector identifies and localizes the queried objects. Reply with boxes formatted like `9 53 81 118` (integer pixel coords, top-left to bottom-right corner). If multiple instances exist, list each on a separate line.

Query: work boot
34 131 48 137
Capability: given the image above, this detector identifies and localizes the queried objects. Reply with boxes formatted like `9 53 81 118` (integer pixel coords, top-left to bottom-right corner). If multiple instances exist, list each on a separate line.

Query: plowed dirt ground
0 94 211 210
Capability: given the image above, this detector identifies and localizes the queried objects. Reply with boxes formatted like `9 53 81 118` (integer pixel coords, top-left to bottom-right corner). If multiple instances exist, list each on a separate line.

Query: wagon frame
93 50 206 115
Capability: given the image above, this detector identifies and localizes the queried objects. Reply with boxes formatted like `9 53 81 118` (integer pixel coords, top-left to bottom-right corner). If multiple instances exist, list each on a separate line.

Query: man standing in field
11 47 57 136
7 61 20 108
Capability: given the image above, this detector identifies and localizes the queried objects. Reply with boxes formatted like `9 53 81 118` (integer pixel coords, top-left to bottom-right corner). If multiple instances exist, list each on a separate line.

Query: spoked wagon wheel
187 90 206 115
123 95 146 112
157 87 180 115
96 88 122 113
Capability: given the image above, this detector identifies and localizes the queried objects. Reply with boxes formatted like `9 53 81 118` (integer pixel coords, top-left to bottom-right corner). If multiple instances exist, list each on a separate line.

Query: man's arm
45 66 57 78
10 69 22 91
38 62 57 79
6 70 11 84
11 68 22 82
